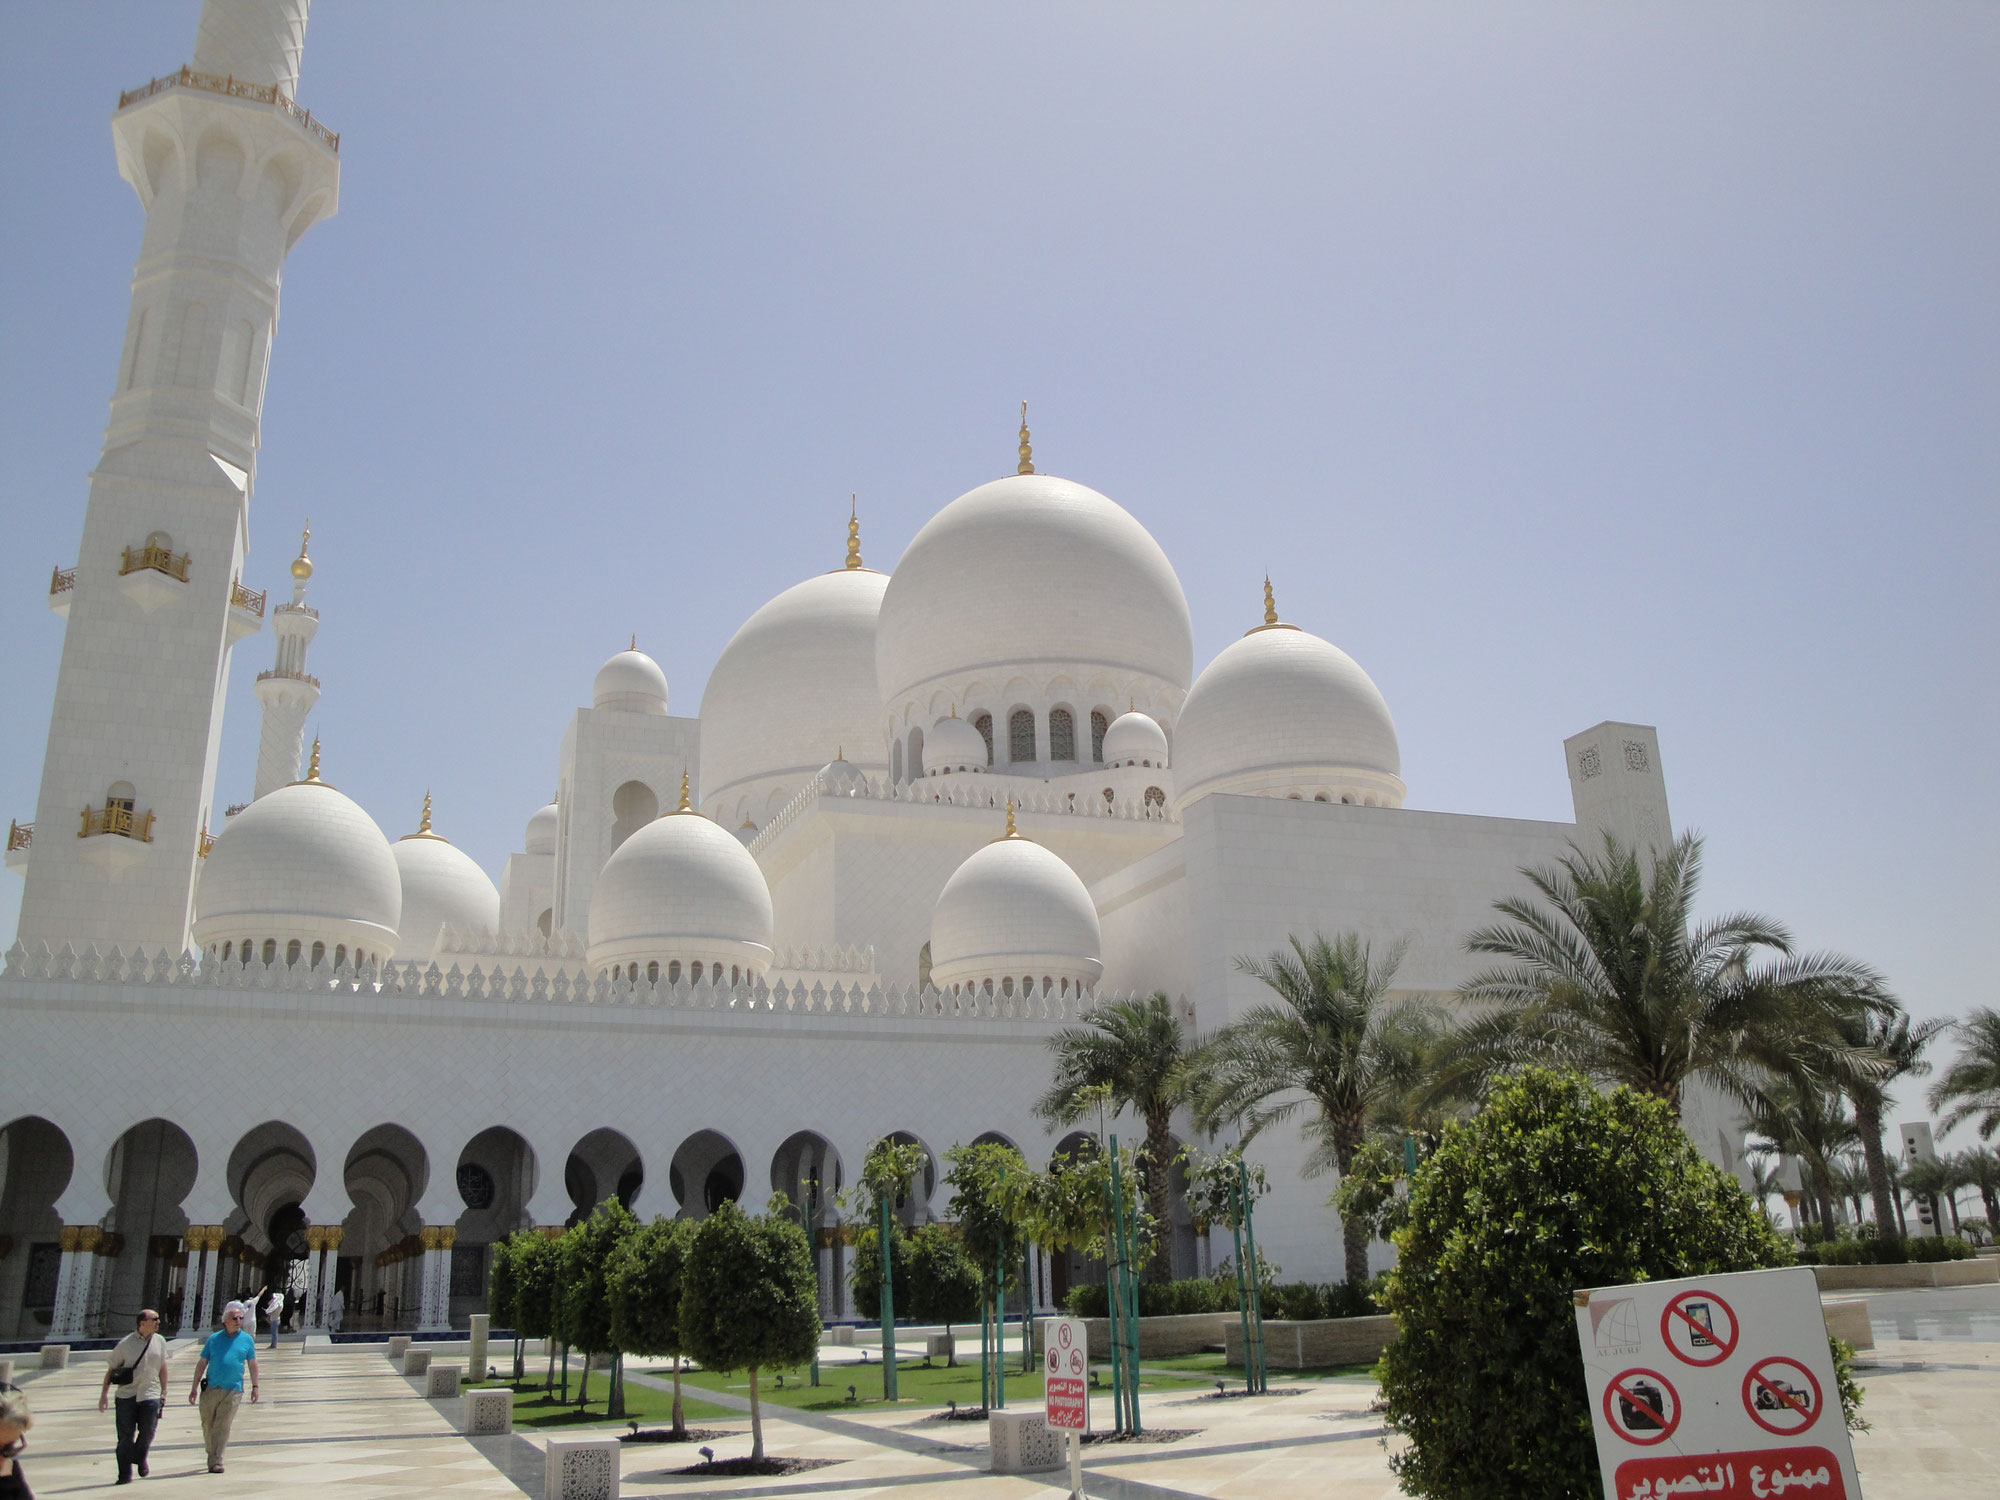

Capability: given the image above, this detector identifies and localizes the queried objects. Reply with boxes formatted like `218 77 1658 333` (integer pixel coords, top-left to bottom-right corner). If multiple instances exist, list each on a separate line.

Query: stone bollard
544 1434 621 1499
926 1333 955 1362
428 1363 463 1398
463 1386 513 1435
0 1359 13 1384
1822 1299 1874 1352
467 1313 490 1379
988 1408 1063 1473
388 1335 411 1360
38 1345 70 1370
403 1347 432 1377
830 1324 854 1347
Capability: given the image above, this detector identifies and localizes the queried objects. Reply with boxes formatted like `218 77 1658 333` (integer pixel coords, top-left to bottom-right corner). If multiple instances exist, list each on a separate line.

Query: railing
79 804 154 842
49 567 76 597
6 821 29 853
230 579 267 617
198 829 217 858
118 67 339 153
256 669 320 687
224 803 248 818
119 543 190 582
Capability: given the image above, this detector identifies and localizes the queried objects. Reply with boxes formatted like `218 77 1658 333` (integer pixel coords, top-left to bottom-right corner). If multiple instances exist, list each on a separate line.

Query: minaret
15 0 338 952
252 526 322 800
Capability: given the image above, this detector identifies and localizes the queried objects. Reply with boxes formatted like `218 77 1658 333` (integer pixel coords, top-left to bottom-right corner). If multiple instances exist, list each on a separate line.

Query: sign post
1044 1315 1088 1500
1576 1266 1858 1499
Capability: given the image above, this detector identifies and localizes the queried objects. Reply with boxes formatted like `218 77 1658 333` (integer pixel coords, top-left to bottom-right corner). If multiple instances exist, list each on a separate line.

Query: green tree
1956 1146 2000 1229
1197 932 1439 1287
606 1216 695 1436
1744 1081 1856 1232
1930 1007 2000 1140
1377 1068 1794 1500
1459 832 1884 1118
678 1201 822 1460
1902 1155 1961 1236
1035 993 1198 1281
904 1224 980 1361
487 1234 527 1380
846 1220 910 1322
1831 1005 1947 1241
557 1199 639 1412
508 1230 563 1391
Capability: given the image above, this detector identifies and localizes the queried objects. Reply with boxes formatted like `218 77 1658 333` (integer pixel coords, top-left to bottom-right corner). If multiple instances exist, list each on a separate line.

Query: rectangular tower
15 1 337 953
1564 720 1672 860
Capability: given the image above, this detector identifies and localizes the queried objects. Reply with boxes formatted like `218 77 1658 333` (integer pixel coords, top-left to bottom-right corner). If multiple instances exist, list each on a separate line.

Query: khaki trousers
197 1387 242 1467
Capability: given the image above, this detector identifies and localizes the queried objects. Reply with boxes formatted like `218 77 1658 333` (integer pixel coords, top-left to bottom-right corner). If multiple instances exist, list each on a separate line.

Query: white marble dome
924 712 988 774
586 807 775 981
523 801 558 856
876 473 1194 718
391 807 502 964
193 773 401 965
700 566 889 822
1101 709 1169 768
819 756 870 797
593 648 669 715
929 824 1102 995
1173 611 1404 811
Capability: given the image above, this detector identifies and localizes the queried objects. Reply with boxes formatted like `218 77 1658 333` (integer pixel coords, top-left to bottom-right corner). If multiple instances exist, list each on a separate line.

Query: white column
192 1232 223 1334
47 1232 88 1340
417 1228 455 1331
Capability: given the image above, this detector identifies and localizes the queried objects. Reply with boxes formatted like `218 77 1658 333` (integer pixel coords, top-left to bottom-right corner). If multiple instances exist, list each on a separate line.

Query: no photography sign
1575 1266 1858 1500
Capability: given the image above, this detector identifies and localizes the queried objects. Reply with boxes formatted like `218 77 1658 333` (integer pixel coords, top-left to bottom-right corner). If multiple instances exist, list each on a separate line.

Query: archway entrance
341 1125 428 1329
668 1130 742 1220
0 1116 72 1340
565 1129 642 1225
770 1133 843 1316
104 1118 197 1332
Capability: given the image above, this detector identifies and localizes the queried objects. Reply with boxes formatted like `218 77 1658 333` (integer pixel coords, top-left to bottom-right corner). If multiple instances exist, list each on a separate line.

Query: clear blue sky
3 5 1994 1122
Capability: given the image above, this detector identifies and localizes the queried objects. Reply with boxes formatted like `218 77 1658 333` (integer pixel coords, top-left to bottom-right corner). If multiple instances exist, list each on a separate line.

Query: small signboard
1044 1316 1088 1431
1576 1266 1858 1500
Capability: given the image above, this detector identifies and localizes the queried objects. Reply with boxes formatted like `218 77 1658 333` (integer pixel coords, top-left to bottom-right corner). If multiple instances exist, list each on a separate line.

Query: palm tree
1035 992 1199 1282
1459 831 1886 1118
1955 1148 2000 1233
1741 1149 1784 1227
1832 1006 1948 1242
1828 1153 1871 1228
1744 1081 1856 1232
1902 1156 1961 1237
1930 1007 2000 1140
1195 933 1439 1288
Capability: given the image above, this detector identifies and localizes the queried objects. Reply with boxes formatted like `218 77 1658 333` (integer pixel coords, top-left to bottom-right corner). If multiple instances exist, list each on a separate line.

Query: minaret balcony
5 819 30 876
77 802 154 875
118 66 340 155
117 541 192 614
227 578 267 647
48 566 75 619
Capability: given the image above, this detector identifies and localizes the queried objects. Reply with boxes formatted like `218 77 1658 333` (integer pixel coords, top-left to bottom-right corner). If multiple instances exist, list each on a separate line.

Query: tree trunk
671 1354 685 1438
1855 1099 1901 1243
1142 1105 1175 1283
1333 1124 1370 1289
577 1355 589 1407
1813 1169 1836 1236
749 1366 764 1460
607 1353 624 1418
1895 1192 1907 1237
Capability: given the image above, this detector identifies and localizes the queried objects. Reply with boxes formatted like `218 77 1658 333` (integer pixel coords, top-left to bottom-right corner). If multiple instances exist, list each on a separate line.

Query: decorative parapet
119 542 190 582
79 804 154 842
229 579 267 617
118 66 340 153
255 668 320 688
747 763 1178 857
0 939 1155 1029
49 566 76 597
6 821 29 853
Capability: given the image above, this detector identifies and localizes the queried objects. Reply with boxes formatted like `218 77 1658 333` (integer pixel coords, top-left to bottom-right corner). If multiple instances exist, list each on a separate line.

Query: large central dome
876 474 1194 719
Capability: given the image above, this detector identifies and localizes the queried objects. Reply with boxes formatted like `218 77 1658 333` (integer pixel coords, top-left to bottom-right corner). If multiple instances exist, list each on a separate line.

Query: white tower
251 526 322 801
15 0 337 952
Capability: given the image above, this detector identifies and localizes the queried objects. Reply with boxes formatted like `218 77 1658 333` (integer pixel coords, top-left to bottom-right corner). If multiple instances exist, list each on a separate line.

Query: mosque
0 1 1720 1346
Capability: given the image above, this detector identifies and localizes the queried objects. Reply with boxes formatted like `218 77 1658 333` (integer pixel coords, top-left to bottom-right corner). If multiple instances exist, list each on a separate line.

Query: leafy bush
1907 1234 1973 1262
1060 1275 1386 1320
848 1222 910 1321
1264 1282 1328 1321
1959 1217 1992 1246
1376 1069 1793 1500
905 1224 981 1330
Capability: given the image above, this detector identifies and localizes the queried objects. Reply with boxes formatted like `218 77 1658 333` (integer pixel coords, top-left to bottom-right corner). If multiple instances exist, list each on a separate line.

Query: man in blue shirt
187 1301 260 1473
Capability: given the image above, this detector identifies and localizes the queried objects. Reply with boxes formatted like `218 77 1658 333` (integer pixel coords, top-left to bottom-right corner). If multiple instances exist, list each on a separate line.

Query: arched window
239 937 252 965
908 727 925 779
261 938 277 965
692 961 704 982
917 941 933 990
334 945 347 968
536 908 552 937
1314 793 1330 802
1145 786 1166 810
972 713 994 765
647 960 660 982
892 740 903 783
1091 710 1109 762
731 965 740 985
1049 708 1076 761
284 938 302 966
610 780 658 852
667 960 682 984
1008 709 1035 764
221 941 232 961
310 941 325 968
1102 787 1114 804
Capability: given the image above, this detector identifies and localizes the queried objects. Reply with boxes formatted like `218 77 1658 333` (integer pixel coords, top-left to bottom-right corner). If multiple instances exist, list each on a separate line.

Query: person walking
0 1384 36 1499
187 1301 259 1474
327 1284 345 1334
97 1309 169 1485
261 1287 284 1351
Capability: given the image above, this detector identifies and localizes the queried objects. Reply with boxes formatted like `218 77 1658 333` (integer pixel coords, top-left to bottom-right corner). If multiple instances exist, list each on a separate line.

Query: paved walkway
4 1291 1993 1497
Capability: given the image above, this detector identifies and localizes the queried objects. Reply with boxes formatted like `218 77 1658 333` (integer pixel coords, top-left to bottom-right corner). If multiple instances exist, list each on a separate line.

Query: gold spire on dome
1017 402 1034 475
676 769 692 813
290 521 313 582
629 633 637 652
402 789 449 842
1005 797 1017 837
302 737 323 783
1245 574 1301 636
845 495 864 570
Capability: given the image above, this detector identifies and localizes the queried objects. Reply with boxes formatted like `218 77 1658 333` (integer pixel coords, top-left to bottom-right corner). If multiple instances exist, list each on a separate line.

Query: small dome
523 801 559 856
930 827 1102 993
392 806 502 963
924 713 988 774
586 809 774 979
1173 611 1403 811
819 756 870 797
1101 709 1169 768
194 776 401 962
593 648 669 715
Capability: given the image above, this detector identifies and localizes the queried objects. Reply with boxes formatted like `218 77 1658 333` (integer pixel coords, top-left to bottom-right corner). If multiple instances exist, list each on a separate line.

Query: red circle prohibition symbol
1057 1324 1073 1350
1603 1368 1681 1446
1069 1349 1083 1375
1741 1357 1823 1436
1659 1290 1739 1367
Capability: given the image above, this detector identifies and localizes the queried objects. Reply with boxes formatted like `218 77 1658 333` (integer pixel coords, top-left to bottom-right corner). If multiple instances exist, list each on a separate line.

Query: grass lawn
1141 1350 1380 1381
469 1375 738 1430
653 1355 1211 1414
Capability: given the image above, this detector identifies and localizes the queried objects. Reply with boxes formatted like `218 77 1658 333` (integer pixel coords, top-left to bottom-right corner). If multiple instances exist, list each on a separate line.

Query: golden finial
1129 697 1135 713
629 633 637 652
418 790 432 835
290 521 313 582
1017 402 1034 475
1263 576 1278 627
845 494 863 570
677 769 692 812
1005 797 1017 837
304 736 322 783
836 745 845 761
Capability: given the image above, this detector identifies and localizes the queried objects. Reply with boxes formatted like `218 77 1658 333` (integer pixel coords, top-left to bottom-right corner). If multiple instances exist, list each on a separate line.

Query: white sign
1575 1266 1859 1500
1044 1316 1088 1431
